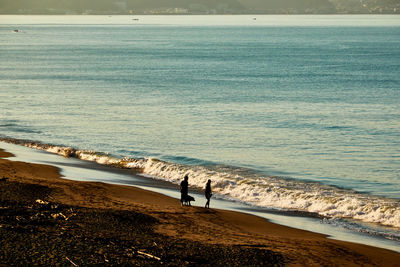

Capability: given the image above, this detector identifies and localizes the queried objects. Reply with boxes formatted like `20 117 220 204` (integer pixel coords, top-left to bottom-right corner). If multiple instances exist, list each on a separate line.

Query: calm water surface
1 15 399 234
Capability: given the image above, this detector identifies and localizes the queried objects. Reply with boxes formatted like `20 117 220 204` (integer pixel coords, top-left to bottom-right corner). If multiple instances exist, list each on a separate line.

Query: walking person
180 175 189 206
205 179 212 208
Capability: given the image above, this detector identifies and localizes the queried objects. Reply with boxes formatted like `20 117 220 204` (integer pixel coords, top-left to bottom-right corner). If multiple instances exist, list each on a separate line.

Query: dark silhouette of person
205 179 212 208
180 175 189 206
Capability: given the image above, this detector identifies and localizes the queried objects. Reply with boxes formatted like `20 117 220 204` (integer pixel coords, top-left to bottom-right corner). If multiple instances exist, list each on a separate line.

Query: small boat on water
13 29 19 33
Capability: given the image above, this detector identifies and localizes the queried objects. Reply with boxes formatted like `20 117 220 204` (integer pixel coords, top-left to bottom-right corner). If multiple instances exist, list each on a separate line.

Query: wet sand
1 148 399 266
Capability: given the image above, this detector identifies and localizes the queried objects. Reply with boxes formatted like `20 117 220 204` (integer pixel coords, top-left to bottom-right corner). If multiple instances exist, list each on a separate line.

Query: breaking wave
1 137 400 231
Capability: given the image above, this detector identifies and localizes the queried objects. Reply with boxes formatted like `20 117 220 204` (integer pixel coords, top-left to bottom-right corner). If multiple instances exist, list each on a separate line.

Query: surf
2 137 399 234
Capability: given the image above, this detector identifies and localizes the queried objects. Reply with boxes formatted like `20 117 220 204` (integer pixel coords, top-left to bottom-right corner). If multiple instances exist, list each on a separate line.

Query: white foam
5 139 400 229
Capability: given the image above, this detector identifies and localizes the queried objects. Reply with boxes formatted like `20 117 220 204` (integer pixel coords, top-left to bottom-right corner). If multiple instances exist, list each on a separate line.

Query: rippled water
1 15 399 232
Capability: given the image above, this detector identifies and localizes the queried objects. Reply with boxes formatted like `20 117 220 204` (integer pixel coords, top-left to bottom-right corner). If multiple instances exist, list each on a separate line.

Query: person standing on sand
180 175 189 206
205 179 212 208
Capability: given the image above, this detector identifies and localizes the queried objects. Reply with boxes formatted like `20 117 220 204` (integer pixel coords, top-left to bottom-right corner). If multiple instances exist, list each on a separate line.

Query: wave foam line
1 137 400 230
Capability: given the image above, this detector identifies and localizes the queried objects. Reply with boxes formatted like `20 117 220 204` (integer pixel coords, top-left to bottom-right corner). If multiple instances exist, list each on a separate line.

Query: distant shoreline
1 14 399 27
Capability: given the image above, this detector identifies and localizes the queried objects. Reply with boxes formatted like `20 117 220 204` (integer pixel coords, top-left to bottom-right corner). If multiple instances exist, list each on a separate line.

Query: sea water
0 15 399 241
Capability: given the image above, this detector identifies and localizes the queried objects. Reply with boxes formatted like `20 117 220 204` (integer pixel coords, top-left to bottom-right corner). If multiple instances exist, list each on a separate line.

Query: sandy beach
1 148 399 266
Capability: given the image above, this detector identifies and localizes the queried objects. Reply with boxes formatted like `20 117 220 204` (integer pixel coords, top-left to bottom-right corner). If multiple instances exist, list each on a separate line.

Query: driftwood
66 256 78 266
51 212 68 220
137 251 161 261
35 199 49 205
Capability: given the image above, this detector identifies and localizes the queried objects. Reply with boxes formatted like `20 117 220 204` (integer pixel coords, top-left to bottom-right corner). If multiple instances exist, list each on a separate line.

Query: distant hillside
238 0 336 13
0 0 399 14
329 0 399 13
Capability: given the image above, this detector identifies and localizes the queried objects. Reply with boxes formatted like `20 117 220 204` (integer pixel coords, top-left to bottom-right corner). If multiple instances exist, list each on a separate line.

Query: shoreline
2 140 400 252
1 137 400 243
2 139 400 252
1 147 399 265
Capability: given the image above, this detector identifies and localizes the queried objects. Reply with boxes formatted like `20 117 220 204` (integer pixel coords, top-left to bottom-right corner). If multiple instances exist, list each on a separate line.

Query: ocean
1 15 399 244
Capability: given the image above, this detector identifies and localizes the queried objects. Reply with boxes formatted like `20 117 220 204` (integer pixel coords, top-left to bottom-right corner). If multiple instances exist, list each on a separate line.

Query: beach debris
137 250 161 261
51 212 68 220
96 248 110 262
0 176 8 182
35 199 49 205
125 248 135 258
66 256 78 266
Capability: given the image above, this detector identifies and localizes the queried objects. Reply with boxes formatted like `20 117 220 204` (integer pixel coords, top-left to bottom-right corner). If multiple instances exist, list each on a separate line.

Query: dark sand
1 148 399 266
